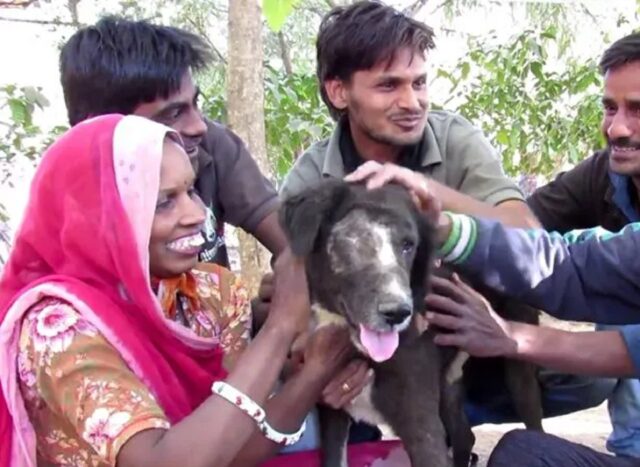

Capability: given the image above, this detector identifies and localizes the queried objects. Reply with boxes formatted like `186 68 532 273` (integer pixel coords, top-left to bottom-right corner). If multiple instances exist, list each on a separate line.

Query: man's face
602 61 640 176
326 48 429 148
134 71 207 163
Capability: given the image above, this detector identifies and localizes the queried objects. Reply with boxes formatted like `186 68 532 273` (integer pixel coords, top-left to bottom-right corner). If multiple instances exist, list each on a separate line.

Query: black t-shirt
338 119 426 175
527 149 632 233
194 119 279 266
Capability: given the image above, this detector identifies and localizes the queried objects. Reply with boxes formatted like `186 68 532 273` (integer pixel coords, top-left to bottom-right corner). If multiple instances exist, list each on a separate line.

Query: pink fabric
0 115 227 467
263 441 409 467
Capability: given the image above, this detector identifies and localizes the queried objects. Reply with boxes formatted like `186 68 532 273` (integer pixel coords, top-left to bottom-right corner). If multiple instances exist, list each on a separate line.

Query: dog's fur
280 180 475 467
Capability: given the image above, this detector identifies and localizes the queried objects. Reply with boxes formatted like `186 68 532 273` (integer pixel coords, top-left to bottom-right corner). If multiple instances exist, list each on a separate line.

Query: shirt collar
322 115 443 178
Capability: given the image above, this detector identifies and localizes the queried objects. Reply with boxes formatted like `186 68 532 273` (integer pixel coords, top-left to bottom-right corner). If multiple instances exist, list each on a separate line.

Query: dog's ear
279 181 350 256
410 211 436 315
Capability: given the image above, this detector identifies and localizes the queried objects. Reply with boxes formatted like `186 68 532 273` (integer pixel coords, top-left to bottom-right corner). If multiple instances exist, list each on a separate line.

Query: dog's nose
380 306 412 326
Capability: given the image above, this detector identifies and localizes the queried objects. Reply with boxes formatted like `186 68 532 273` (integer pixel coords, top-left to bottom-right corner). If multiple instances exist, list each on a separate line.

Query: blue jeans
489 430 640 467
280 408 382 453
599 324 640 458
465 368 616 426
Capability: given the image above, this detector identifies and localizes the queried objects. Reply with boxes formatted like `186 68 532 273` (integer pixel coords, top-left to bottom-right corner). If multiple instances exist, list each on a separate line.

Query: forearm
229 365 330 466
430 180 540 228
508 322 636 377
440 215 640 324
118 322 297 467
253 210 289 256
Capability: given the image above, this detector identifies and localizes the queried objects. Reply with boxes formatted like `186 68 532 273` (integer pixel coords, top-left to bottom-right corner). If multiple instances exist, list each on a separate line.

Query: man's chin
373 130 424 148
609 152 640 177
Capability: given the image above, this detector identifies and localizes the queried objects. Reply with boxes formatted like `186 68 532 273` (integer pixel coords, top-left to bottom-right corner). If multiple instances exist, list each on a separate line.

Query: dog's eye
401 239 415 255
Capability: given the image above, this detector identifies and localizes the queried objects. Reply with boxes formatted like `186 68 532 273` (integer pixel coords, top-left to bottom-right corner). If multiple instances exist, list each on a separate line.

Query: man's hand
344 161 441 223
425 275 518 358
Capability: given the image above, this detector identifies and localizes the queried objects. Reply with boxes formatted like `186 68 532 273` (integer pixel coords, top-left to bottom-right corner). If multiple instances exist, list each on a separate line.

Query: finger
336 369 374 407
450 273 478 297
424 293 467 317
322 359 366 397
424 311 463 331
450 274 490 308
433 332 465 347
344 161 383 183
365 164 418 190
429 276 470 305
365 165 402 190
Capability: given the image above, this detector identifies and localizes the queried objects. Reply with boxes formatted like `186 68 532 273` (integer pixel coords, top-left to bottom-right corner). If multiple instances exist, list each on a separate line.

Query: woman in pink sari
0 114 406 467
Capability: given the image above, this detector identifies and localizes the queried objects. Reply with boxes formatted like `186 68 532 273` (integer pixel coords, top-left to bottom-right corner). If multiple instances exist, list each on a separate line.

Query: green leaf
8 99 28 126
263 0 299 33
530 61 544 81
496 129 509 146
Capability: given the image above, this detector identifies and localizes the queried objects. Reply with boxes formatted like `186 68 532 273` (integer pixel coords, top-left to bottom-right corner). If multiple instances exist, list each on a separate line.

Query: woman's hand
425 275 518 358
344 161 441 223
268 248 310 337
320 359 373 409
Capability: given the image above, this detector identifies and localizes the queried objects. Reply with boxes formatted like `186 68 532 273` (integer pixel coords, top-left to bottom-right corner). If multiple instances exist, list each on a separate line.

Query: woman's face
149 139 205 278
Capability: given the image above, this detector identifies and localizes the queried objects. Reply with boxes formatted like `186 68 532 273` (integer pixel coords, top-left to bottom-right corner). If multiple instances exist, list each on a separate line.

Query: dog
280 180 475 467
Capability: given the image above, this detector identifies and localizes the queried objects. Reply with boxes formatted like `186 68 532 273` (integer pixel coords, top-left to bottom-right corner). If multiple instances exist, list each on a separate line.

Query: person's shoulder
281 137 331 195
296 137 331 169
556 150 610 181
199 118 243 154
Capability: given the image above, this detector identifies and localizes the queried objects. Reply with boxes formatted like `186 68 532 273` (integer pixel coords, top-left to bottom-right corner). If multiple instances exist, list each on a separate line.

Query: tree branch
0 15 80 26
277 31 293 76
66 0 81 27
0 0 36 7
403 0 429 17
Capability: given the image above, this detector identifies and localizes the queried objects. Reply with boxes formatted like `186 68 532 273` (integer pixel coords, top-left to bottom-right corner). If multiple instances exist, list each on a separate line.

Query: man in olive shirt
282 0 614 428
281 2 537 228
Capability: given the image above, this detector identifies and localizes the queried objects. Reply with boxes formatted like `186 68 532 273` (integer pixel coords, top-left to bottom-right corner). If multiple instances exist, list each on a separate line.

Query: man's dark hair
316 1 436 120
600 32 640 75
60 16 212 125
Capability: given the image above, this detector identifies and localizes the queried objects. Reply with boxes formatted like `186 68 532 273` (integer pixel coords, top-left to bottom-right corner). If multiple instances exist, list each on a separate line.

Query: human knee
488 429 543 467
581 377 618 408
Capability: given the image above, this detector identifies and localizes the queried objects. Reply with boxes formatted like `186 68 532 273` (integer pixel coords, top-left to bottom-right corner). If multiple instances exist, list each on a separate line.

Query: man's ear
324 79 348 112
411 211 436 315
279 181 350 256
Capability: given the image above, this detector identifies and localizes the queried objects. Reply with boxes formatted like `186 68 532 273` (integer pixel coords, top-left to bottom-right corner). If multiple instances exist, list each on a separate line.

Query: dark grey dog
280 180 474 467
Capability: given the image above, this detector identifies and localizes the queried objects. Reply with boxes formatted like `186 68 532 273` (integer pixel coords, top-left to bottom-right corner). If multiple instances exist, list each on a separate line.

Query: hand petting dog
345 161 518 358
345 161 452 245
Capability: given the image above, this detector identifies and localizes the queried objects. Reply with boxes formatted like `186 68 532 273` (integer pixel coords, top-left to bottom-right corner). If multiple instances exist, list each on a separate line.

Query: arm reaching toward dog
345 161 539 228
425 275 637 377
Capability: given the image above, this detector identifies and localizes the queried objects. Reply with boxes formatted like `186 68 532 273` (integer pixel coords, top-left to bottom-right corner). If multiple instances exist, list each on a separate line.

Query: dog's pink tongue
359 324 399 362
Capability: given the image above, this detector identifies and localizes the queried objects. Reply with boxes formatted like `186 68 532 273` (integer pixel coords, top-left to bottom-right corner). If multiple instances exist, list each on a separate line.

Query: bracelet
438 212 477 264
211 381 306 446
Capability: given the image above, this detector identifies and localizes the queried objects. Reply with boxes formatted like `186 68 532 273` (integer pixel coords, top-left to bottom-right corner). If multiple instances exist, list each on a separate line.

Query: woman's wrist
260 316 300 345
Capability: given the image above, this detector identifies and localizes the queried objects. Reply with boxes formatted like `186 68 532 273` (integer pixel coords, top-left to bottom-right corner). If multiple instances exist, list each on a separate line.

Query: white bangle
211 381 306 446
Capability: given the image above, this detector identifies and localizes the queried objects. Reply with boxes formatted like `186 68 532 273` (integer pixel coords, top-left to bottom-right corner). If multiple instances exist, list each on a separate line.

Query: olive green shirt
280 110 523 205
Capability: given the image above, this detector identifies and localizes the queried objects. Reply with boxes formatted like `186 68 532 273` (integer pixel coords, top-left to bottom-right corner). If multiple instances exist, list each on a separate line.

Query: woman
0 114 364 467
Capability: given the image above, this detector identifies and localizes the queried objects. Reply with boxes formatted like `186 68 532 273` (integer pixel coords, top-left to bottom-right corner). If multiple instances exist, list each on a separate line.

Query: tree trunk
226 0 271 295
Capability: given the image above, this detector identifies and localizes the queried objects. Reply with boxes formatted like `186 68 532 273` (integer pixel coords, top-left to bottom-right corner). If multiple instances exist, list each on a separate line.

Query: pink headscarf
0 115 227 466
